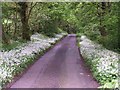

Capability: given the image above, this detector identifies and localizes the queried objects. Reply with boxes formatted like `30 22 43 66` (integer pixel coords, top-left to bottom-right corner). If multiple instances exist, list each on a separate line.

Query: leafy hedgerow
0 33 67 89
79 35 119 89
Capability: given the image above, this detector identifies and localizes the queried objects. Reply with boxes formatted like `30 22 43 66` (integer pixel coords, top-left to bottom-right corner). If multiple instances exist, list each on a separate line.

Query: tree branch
27 2 37 21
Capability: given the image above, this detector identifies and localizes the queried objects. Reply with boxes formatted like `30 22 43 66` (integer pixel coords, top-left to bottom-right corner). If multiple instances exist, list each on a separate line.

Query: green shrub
40 20 60 37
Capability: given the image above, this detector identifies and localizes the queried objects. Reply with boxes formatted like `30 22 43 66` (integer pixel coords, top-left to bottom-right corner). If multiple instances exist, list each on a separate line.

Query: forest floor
10 34 99 88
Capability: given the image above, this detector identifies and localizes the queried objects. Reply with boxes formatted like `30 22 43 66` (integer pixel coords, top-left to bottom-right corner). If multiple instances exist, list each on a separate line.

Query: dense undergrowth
1 40 26 51
78 35 119 89
0 32 67 89
1 2 120 89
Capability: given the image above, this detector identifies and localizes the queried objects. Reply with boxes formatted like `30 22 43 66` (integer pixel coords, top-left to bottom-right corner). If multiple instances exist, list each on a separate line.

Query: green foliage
76 3 119 53
99 79 118 89
2 40 26 51
1 2 120 88
76 33 84 37
2 2 119 51
40 19 59 37
83 56 118 89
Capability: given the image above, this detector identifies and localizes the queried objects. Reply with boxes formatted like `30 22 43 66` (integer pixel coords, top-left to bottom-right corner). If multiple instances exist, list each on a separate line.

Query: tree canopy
2 2 120 52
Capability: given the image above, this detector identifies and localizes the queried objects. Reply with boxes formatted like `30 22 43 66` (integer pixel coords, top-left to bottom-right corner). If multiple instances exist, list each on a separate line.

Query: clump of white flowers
0 32 67 88
79 35 119 88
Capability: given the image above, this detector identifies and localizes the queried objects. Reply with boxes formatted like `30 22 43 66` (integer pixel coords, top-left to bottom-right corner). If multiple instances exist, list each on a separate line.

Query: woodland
0 2 120 89
1 2 120 52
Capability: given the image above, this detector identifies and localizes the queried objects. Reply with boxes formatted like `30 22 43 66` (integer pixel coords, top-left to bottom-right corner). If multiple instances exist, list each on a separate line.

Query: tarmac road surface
10 34 99 88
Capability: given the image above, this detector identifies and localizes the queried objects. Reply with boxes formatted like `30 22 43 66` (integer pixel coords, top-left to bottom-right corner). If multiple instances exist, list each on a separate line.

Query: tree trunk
2 25 10 44
118 2 120 49
98 2 107 36
13 3 18 39
18 2 30 40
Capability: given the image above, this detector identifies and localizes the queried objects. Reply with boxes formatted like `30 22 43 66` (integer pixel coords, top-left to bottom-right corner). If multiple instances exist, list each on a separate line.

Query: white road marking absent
80 73 84 75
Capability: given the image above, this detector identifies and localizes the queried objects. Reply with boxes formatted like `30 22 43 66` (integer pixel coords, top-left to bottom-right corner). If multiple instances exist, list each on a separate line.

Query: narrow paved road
10 34 99 88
